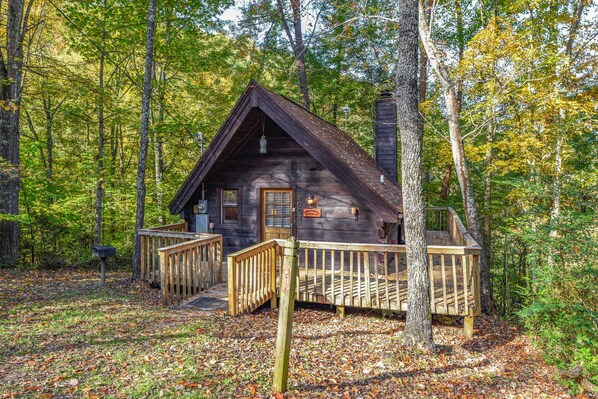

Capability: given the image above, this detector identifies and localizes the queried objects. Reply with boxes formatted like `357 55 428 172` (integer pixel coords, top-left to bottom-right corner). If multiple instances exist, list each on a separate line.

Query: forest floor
0 269 592 399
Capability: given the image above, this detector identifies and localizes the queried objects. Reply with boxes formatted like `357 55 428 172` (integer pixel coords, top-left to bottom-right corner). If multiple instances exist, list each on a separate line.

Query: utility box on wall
195 213 209 233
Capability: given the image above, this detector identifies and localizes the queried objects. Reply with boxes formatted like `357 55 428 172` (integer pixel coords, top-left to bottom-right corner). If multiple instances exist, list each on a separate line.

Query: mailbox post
91 246 116 286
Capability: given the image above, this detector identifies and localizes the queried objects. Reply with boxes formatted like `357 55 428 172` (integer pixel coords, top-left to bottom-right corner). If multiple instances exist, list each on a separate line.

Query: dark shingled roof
169 81 403 222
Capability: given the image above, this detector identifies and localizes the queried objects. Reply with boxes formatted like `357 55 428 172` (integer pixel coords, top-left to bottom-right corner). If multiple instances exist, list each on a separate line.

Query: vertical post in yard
100 257 106 286
273 237 299 393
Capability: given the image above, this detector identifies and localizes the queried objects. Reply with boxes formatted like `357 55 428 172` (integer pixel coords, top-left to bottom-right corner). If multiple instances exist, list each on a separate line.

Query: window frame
220 189 240 224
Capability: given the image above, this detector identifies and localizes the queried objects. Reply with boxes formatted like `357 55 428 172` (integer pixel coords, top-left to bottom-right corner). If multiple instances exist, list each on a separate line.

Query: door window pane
264 191 291 228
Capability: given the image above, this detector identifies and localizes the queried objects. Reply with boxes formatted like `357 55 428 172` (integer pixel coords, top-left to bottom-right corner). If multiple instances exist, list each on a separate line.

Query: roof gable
169 81 402 222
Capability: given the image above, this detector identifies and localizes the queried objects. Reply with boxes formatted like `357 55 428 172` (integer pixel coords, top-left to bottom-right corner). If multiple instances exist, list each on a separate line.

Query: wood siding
184 118 383 255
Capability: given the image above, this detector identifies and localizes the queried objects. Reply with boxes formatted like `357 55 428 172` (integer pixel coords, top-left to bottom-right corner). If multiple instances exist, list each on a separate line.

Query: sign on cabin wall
303 208 322 218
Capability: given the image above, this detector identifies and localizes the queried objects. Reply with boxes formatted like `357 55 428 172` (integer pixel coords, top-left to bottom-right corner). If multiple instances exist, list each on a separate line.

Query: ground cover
0 269 589 398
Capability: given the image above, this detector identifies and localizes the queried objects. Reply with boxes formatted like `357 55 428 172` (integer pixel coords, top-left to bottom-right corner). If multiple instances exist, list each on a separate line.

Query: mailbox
91 245 116 286
92 245 116 258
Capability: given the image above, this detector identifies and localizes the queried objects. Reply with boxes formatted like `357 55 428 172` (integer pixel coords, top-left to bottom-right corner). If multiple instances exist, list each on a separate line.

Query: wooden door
261 189 293 241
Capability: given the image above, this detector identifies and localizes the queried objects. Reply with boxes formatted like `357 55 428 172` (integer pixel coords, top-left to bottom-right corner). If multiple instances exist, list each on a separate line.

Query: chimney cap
380 89 393 98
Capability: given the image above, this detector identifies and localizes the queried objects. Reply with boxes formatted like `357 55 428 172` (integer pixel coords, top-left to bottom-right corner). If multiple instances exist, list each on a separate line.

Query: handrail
138 229 197 239
159 235 222 254
445 207 479 247
228 239 278 260
275 239 481 255
159 235 223 306
150 222 187 231
228 240 281 315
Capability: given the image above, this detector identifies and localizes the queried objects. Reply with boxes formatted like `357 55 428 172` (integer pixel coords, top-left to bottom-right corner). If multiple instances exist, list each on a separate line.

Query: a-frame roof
169 80 403 222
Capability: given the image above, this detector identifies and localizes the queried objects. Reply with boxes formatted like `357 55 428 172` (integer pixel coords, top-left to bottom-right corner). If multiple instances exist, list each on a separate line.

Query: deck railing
227 207 481 318
227 240 282 315
151 222 187 232
139 223 220 285
424 207 449 231
159 235 223 305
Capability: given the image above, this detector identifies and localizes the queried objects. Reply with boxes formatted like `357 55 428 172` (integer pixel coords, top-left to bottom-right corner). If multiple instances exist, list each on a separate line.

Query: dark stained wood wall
184 115 384 255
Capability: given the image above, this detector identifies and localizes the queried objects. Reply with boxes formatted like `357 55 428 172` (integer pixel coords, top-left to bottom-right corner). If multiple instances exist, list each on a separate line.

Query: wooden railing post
270 245 278 309
228 254 238 315
160 250 168 306
218 236 223 283
140 235 146 280
273 237 299 394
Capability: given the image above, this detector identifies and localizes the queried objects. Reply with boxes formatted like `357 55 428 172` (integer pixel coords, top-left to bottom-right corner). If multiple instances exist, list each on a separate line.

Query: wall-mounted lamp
351 206 359 221
307 193 317 207
208 222 215 233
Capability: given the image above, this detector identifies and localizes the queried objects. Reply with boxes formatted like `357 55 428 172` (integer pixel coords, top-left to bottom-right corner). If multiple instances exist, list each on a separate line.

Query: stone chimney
374 90 398 182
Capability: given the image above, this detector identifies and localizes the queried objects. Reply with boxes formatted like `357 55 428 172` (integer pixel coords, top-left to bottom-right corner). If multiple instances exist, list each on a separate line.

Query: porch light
351 206 359 221
259 113 267 154
259 134 267 154
208 222 215 233
307 193 317 207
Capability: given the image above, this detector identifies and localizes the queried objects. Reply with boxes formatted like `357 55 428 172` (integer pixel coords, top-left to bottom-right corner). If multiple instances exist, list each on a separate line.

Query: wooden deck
227 208 482 321
140 207 481 332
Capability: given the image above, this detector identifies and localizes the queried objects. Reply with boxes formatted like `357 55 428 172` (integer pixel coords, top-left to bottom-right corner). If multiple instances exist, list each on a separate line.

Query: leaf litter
0 269 591 398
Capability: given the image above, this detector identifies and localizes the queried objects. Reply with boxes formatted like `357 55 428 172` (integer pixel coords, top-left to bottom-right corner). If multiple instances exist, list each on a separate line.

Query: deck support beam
336 305 345 318
463 316 474 338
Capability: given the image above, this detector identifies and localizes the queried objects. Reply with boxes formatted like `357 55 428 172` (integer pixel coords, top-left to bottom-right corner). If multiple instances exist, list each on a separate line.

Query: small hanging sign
303 208 322 218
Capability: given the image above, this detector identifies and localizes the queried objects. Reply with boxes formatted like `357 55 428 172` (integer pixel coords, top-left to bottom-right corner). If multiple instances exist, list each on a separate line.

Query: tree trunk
132 0 157 278
277 0 309 110
0 0 27 266
440 162 451 200
42 97 55 180
398 0 433 347
95 23 106 246
454 0 465 113
153 69 164 224
547 134 562 266
418 1 495 313
418 47 428 106
483 119 494 269
418 0 432 107
153 18 170 225
291 0 309 110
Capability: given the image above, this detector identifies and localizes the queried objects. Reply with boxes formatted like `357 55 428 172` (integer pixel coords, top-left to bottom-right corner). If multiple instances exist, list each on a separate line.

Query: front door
261 188 293 241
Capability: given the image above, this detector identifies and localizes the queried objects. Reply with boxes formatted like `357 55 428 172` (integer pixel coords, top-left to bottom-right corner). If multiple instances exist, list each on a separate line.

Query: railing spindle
429 253 435 313
384 251 389 309
452 255 458 312
349 251 354 306
340 250 345 306
461 255 469 315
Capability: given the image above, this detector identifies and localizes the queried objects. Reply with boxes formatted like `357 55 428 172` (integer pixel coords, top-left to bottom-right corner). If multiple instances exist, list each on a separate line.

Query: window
221 189 239 223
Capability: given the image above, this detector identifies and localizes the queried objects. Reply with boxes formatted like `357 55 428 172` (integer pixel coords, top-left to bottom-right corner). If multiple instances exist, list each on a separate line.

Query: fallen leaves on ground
0 268 589 398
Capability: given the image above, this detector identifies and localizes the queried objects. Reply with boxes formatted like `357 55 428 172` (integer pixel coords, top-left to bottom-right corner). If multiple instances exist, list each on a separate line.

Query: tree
132 0 158 278
398 0 433 347
0 0 34 266
276 0 309 109
418 0 495 313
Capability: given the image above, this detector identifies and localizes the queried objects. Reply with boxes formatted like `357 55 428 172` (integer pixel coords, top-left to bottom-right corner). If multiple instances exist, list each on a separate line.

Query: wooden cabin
169 81 404 255
141 81 481 335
